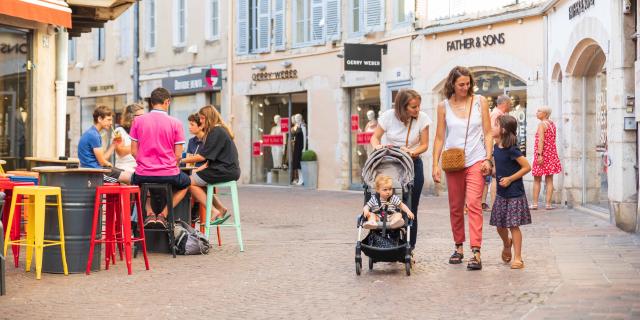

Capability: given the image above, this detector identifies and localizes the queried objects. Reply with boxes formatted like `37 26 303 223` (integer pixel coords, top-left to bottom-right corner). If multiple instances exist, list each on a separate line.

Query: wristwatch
485 158 494 167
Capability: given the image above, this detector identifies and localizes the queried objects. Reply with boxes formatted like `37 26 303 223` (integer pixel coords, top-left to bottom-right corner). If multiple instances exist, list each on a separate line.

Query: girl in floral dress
531 106 563 210
490 115 531 269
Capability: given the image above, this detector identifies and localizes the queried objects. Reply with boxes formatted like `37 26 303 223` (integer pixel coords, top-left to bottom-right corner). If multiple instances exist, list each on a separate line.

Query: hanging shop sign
162 68 223 95
351 114 359 132
569 0 595 20
252 141 262 157
252 70 298 81
356 132 374 145
280 117 289 133
446 33 505 52
262 134 284 146
344 43 385 72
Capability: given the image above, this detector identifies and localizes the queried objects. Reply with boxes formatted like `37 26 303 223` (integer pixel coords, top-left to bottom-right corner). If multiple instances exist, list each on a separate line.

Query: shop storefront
161 68 223 137
349 86 380 188
545 0 637 230
250 92 308 186
0 26 31 170
418 16 545 194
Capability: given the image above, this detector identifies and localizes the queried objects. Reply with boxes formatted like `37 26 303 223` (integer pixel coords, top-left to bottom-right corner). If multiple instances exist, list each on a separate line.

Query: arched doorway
566 39 607 209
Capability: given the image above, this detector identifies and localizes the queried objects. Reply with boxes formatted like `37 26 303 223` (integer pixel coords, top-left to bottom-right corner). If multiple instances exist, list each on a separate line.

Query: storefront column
560 75 584 205
55 27 68 157
606 67 638 231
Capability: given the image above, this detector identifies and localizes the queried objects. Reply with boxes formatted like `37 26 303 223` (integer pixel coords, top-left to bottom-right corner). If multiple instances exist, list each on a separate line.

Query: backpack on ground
172 219 211 255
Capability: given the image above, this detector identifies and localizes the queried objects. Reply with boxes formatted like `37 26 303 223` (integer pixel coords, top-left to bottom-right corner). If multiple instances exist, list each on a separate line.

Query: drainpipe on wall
55 27 68 157
133 1 140 102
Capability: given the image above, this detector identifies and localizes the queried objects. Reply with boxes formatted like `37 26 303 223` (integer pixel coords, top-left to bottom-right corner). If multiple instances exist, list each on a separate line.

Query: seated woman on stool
182 105 240 224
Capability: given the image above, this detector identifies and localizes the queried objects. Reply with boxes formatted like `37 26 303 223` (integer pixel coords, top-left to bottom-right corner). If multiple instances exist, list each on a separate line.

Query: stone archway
563 39 608 209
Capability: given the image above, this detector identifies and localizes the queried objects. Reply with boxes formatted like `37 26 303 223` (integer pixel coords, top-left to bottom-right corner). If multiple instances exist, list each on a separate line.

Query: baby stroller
355 146 414 276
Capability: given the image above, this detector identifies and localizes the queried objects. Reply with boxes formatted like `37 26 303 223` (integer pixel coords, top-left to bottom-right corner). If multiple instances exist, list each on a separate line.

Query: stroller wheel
368 258 374 270
355 261 362 276
405 261 411 276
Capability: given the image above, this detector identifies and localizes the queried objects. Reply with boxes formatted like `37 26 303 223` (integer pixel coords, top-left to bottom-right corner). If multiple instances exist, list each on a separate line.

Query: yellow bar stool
3 186 68 279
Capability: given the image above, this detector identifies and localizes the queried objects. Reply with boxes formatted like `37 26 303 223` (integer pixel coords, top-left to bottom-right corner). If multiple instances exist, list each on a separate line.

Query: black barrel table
31 166 107 273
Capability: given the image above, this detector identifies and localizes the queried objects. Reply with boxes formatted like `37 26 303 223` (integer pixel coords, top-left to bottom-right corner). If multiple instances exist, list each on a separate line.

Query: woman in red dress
531 106 562 210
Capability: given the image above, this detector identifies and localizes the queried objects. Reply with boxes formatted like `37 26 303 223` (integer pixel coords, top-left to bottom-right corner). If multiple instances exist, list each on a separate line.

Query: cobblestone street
1 186 640 319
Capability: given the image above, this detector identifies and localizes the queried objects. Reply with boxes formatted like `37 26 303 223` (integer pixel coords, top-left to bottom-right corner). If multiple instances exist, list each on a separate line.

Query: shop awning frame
0 0 72 28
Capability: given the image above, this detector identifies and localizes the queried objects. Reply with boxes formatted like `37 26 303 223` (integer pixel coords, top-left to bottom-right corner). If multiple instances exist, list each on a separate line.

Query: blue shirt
78 126 102 168
493 144 525 198
187 136 205 167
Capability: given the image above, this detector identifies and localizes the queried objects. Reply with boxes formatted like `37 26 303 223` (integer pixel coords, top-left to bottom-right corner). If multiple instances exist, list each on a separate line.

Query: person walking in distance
530 106 562 210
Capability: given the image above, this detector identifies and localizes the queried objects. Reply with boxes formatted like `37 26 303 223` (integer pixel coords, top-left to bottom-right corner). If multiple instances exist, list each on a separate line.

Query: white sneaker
296 179 304 186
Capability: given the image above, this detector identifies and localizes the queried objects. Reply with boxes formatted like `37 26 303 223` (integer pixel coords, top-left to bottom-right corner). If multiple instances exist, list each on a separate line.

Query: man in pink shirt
483 94 513 210
130 87 190 228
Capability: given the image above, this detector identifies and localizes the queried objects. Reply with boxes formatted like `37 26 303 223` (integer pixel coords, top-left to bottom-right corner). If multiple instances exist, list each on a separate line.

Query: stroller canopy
361 147 414 191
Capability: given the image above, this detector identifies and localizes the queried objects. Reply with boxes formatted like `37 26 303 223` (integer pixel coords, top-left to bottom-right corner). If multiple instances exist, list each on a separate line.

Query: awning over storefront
0 0 72 28
66 0 135 37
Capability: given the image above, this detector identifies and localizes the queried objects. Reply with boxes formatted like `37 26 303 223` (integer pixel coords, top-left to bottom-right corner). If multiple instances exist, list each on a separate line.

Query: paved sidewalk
1 186 639 319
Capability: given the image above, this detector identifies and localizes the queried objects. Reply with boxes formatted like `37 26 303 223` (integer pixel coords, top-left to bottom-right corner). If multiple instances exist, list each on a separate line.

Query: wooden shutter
311 0 324 43
236 0 249 54
273 0 286 50
365 0 384 32
325 0 340 40
256 0 271 52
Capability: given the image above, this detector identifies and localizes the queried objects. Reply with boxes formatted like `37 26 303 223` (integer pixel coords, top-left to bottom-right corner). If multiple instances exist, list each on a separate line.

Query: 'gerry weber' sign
162 68 223 95
447 33 505 51
344 43 383 72
569 0 595 20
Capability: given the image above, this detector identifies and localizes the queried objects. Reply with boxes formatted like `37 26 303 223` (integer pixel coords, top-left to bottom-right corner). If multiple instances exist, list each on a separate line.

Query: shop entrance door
0 27 31 170
250 93 308 186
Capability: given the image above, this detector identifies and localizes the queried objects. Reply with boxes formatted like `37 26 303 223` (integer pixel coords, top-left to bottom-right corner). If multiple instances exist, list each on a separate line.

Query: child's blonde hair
375 175 393 191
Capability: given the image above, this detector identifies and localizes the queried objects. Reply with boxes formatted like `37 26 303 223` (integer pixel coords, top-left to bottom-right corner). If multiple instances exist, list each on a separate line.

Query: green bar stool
204 181 244 252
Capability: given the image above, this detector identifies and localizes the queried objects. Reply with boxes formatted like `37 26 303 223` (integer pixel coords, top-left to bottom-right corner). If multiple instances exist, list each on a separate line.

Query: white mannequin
364 110 378 132
292 114 307 185
271 115 284 168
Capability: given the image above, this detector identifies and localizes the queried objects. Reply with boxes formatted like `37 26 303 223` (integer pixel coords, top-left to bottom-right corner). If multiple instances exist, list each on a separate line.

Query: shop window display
350 86 380 187
250 93 307 185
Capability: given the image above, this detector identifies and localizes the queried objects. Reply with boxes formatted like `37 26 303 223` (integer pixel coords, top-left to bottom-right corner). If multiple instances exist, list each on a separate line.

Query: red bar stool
0 180 35 267
86 184 149 275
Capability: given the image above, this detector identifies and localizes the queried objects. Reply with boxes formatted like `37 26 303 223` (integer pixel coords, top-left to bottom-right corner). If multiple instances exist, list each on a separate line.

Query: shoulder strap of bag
463 96 474 151
405 118 414 147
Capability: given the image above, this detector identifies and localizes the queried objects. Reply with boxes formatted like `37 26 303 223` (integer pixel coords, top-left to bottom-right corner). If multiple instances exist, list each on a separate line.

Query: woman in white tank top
432 66 493 270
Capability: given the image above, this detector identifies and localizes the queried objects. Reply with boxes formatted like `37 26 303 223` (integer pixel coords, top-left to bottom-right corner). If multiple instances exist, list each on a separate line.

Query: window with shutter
273 0 286 50
293 0 312 45
145 0 156 52
311 0 324 42
173 0 187 47
325 0 340 41
394 0 414 27
364 0 384 32
206 0 220 41
236 0 249 54
118 9 131 58
255 0 270 52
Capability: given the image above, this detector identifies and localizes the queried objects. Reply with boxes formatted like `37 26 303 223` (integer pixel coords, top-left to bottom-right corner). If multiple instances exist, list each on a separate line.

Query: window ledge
205 37 220 44
116 56 129 64
173 45 186 53
89 60 104 68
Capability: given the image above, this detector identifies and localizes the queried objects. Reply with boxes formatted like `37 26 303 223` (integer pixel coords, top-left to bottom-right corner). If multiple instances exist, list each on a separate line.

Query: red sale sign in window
350 114 359 132
252 141 262 157
262 134 284 146
356 132 374 145
280 117 289 133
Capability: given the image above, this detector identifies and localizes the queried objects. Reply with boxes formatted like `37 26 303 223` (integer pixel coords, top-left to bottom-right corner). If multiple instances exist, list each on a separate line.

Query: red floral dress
532 120 562 176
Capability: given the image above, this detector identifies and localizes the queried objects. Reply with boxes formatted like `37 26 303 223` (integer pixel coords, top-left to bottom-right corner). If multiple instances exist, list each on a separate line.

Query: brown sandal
467 249 482 270
501 239 512 263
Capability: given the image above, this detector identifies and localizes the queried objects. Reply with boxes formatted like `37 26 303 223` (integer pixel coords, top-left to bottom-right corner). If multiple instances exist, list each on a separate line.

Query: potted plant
300 149 318 189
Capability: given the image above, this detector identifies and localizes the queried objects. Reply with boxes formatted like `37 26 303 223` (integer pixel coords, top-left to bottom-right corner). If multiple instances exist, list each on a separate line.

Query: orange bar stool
86 184 149 275
3 186 68 279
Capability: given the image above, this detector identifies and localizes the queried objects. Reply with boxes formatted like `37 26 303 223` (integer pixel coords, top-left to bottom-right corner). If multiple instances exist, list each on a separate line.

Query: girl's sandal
511 260 525 269
501 239 512 263
467 249 482 270
529 204 538 210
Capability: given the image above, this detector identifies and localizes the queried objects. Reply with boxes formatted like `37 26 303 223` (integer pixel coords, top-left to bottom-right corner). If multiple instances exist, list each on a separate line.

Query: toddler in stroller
355 146 415 276
363 175 414 229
